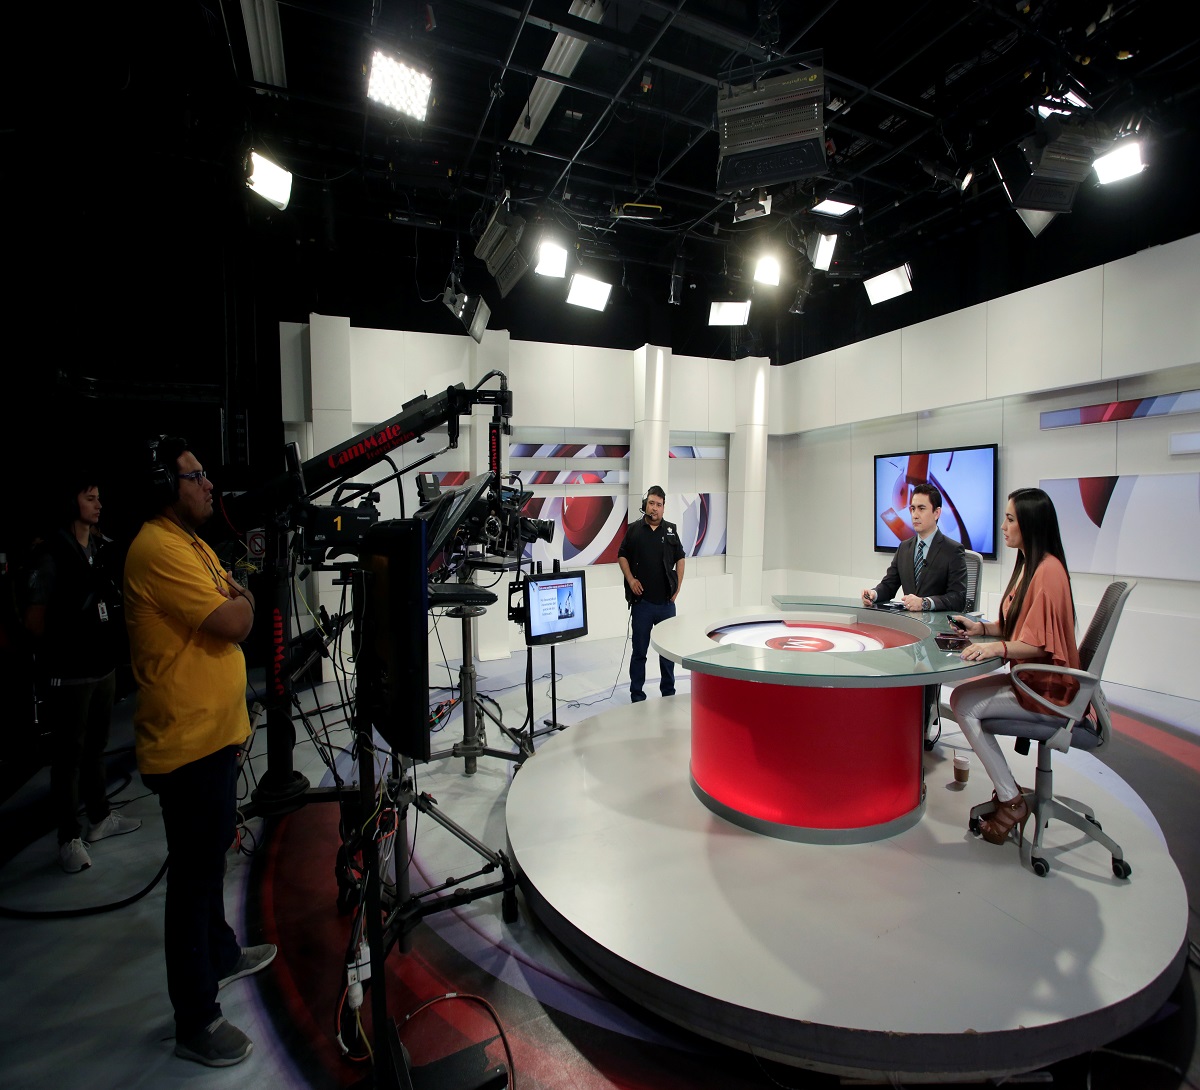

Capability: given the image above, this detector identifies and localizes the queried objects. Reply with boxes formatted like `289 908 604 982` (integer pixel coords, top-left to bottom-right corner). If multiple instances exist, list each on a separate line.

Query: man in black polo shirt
617 486 686 702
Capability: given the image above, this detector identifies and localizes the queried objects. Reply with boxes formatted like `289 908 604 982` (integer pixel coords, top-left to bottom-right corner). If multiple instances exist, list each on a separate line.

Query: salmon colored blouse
1000 554 1080 714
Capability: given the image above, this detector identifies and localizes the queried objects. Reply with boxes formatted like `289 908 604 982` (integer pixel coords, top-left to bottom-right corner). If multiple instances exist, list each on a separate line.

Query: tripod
351 708 517 1089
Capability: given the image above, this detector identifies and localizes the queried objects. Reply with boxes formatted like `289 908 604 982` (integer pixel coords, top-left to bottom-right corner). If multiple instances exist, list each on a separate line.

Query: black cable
0 856 169 920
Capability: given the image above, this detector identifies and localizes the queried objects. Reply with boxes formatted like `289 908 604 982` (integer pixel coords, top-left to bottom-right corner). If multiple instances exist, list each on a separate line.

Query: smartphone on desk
934 633 970 652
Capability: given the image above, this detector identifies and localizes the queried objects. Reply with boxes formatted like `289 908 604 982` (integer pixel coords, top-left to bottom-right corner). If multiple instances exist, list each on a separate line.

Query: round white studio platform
505 698 1189 1080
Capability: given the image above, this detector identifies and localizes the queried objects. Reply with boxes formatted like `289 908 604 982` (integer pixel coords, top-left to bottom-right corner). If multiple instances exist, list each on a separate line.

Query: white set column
631 344 672 506
728 354 769 606
308 314 355 680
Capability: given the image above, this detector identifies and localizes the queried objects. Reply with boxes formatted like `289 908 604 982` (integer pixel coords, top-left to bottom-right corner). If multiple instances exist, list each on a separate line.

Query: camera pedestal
445 604 534 773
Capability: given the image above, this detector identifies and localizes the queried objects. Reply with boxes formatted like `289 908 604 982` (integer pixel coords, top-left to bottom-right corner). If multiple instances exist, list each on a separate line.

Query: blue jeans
630 599 677 700
143 745 242 1038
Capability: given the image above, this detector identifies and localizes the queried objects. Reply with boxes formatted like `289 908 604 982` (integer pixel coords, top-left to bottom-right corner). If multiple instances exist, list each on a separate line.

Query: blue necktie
914 539 926 589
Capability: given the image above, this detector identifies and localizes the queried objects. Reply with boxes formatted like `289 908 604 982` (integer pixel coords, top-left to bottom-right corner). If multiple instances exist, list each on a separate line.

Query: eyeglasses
177 470 209 483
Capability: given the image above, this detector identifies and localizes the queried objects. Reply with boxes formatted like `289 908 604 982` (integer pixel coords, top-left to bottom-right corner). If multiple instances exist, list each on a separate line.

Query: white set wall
281 233 1200 700
763 233 1200 700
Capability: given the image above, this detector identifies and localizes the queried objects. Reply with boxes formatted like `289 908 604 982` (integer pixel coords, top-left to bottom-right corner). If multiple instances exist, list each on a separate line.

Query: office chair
963 549 983 612
925 549 985 750
968 580 1135 879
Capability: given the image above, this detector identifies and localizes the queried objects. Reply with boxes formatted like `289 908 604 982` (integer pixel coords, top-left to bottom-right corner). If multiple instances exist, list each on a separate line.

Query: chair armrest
1008 664 1099 753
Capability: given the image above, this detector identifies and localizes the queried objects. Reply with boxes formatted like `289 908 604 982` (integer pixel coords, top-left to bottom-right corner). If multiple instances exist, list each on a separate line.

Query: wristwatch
923 597 932 611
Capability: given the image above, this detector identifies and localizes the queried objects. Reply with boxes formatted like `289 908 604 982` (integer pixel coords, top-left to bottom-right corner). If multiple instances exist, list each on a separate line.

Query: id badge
98 601 109 623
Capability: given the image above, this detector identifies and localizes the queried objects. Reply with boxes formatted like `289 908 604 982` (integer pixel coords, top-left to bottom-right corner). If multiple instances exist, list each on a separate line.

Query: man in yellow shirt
124 437 275 1067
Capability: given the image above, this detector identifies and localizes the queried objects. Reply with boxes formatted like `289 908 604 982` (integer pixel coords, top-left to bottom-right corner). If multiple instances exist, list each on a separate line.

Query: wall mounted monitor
522 569 588 646
874 444 998 558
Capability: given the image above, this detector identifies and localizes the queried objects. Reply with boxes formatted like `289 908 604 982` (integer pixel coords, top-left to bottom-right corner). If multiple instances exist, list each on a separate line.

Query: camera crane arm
298 373 512 501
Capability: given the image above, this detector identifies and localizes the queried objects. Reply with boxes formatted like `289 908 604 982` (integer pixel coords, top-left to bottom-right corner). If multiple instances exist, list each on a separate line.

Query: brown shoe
979 794 1030 845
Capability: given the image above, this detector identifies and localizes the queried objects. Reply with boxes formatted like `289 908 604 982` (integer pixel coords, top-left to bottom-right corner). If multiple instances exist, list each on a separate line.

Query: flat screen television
522 569 588 646
873 444 998 559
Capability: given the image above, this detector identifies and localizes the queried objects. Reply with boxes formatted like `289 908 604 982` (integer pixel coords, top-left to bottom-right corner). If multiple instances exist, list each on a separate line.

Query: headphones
640 486 664 514
148 435 187 506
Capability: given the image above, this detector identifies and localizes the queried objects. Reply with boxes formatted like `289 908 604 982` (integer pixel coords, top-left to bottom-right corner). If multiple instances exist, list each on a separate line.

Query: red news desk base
690 673 925 843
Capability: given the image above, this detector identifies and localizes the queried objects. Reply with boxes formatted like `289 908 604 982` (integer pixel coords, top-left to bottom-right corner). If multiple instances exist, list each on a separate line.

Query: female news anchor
947 487 1080 845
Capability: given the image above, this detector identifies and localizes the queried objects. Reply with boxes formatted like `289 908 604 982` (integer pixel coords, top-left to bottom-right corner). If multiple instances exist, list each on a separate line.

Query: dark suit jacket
873 528 967 612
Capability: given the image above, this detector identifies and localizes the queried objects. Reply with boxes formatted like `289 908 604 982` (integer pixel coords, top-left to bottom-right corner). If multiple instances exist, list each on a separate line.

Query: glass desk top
650 597 1000 689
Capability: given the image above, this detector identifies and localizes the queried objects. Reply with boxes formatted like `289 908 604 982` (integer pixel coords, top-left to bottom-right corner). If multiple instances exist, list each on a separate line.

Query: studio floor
1 630 1198 1090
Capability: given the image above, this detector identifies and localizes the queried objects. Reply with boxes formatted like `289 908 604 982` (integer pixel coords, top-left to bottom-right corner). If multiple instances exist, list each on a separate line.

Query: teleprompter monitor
415 471 493 577
522 569 588 647
873 444 998 559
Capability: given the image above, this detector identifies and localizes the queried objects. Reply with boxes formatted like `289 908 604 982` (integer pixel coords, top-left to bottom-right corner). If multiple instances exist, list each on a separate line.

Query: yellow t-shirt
124 516 250 774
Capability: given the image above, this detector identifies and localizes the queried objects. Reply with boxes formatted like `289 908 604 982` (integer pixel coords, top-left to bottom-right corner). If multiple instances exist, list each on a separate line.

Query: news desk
651 597 1000 843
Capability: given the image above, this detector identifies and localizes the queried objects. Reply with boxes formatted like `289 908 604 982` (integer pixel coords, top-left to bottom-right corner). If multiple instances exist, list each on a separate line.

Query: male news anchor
861 482 967 746
618 486 686 702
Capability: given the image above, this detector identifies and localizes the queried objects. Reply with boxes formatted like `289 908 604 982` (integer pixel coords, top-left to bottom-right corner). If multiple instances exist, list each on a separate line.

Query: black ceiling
220 0 1200 356
6 1 1200 471
2 0 1198 547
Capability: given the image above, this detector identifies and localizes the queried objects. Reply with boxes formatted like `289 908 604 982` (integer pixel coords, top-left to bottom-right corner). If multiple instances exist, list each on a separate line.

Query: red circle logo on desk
766 635 836 652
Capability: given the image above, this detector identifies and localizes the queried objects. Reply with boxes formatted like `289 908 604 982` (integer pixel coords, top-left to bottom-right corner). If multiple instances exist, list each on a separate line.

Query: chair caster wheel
968 817 982 836
1032 857 1050 877
1112 858 1132 880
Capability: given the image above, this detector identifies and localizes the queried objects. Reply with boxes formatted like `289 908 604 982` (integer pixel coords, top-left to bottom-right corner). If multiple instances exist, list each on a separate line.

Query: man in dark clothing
861 481 968 748
24 480 141 873
618 486 686 702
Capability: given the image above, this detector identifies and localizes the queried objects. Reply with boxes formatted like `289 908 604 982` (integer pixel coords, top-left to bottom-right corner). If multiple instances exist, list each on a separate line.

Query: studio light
708 300 751 326
1093 139 1145 184
993 116 1112 213
463 296 491 343
864 263 912 305
566 272 611 311
442 285 490 343
247 150 292 210
753 255 781 285
920 159 974 193
535 239 569 277
732 192 772 222
1016 209 1057 237
367 49 433 120
668 247 685 305
474 200 529 297
717 64 827 192
807 229 838 271
811 197 855 217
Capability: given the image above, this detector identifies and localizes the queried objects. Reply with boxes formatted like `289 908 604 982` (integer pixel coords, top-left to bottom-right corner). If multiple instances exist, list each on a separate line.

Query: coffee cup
953 752 970 783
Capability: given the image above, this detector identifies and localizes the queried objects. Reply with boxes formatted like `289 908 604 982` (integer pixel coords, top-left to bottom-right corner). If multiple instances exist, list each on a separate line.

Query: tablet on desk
874 601 906 611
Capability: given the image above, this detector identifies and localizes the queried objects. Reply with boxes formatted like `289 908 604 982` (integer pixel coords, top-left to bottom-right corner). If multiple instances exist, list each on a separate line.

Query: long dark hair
1000 487 1075 638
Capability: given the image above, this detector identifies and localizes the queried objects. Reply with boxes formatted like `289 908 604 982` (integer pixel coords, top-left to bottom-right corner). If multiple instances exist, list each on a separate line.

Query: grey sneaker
59 838 92 873
175 1017 252 1067
85 811 142 842
218 943 277 989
